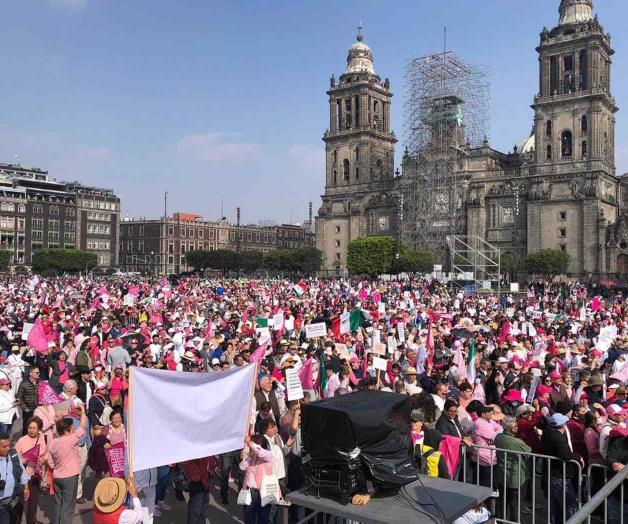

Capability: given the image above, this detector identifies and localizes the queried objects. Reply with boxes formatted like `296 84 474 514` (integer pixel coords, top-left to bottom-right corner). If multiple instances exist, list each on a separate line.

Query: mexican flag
349 309 370 332
467 339 476 384
331 312 351 338
256 316 268 328
293 280 307 297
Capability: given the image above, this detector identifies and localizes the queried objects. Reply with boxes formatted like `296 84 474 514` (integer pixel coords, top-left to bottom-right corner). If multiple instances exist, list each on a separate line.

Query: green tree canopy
347 236 396 277
524 249 570 279
32 249 98 274
391 246 433 274
0 250 11 271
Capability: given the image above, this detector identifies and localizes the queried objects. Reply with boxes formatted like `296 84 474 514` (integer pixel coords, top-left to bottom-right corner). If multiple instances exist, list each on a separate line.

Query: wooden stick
243 363 259 438
127 366 134 476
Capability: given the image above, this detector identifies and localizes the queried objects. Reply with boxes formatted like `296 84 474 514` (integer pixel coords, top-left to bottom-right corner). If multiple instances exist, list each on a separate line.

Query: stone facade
315 27 399 273
316 1 626 278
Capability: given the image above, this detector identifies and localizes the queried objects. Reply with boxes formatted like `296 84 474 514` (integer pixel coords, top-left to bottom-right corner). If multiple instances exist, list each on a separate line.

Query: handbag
259 473 280 507
237 488 252 506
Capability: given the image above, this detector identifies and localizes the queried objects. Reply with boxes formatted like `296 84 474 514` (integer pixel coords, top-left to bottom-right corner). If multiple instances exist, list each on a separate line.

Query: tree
347 236 396 277
239 251 264 273
185 250 212 270
500 252 521 281
391 246 433 274
524 249 570 279
32 249 97 274
0 251 11 271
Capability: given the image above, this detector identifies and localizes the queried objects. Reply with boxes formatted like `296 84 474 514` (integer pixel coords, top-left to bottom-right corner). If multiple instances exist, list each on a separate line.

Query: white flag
129 364 257 472
339 312 350 335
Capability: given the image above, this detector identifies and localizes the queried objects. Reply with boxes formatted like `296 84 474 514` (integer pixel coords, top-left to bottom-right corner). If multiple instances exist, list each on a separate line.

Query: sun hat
549 413 569 428
515 404 536 417
405 366 418 376
94 477 127 513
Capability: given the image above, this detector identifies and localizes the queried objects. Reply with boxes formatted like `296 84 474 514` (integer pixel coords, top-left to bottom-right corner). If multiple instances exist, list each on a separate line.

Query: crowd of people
0 274 626 523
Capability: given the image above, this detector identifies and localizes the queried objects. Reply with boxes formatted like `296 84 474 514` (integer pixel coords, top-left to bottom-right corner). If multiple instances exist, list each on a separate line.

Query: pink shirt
47 425 86 478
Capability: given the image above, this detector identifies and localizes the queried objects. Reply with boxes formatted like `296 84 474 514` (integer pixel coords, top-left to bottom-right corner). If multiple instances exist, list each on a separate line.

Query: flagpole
127 366 134 477
243 362 259 437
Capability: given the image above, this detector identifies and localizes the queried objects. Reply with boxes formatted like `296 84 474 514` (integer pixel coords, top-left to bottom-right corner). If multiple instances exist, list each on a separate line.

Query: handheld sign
373 357 388 371
305 322 326 339
372 343 387 355
285 368 304 401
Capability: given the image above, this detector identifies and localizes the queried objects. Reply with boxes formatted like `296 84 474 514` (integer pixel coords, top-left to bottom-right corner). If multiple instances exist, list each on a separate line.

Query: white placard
510 283 520 293
387 336 396 354
21 323 34 342
255 327 271 341
305 322 327 339
285 368 304 401
284 318 295 331
397 323 406 343
371 329 381 347
378 302 386 314
373 357 388 371
124 294 135 306
272 313 284 331
526 376 541 404
372 343 386 355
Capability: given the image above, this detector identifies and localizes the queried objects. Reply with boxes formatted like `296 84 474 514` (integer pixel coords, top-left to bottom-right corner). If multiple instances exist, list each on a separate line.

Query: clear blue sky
2 0 627 224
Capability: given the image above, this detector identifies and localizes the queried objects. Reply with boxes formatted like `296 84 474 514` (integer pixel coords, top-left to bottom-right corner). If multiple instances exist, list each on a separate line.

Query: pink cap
537 385 552 397
607 404 625 416
549 371 562 380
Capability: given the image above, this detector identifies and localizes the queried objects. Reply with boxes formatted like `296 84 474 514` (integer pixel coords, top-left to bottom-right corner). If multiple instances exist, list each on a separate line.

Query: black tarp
302 391 416 485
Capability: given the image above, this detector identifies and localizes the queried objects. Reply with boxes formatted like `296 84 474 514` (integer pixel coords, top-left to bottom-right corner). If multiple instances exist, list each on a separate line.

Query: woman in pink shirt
16 416 48 524
240 434 274 524
47 404 87 524
471 404 503 488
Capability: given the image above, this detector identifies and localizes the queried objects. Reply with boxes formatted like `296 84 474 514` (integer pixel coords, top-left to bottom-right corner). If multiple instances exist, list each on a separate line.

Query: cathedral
315 0 628 279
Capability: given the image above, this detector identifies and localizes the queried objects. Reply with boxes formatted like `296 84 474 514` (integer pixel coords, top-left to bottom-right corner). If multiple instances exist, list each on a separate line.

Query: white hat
497 357 509 364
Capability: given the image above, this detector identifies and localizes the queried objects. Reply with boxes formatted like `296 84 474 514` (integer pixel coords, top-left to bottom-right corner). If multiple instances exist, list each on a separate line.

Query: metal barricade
461 444 583 524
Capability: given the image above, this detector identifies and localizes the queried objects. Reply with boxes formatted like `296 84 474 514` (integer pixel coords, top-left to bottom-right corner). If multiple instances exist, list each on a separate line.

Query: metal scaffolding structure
403 51 490 262
446 235 501 295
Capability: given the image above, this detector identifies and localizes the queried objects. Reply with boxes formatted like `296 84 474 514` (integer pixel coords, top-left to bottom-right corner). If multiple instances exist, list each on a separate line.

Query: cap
497 357 509 364
477 404 494 415
549 413 569 428
549 371 562 380
607 404 625 416
515 404 536 417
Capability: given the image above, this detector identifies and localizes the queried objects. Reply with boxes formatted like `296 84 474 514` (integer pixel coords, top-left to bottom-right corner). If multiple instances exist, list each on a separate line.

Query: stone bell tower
315 26 398 273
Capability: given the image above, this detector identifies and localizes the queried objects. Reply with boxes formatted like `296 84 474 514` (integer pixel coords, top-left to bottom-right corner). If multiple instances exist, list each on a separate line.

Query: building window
335 226 340 234
581 141 587 159
546 120 552 138
138 241 144 254
49 219 60 231
559 244 567 252
559 211 567 221
139 225 144 236
198 229 204 239
66 207 75 216
181 227 186 237
65 221 75 231
209 230 215 240
18 205 25 214
355 167 359 181
378 216 389 231
335 253 341 261
561 130 573 158
581 115 588 133
343 159 350 182
229 231 235 241
333 170 337 184
48 231 59 242
334 240 340 248
168 226 174 236
559 228 566 238
256 233 261 242
49 206 59 215
546 145 552 160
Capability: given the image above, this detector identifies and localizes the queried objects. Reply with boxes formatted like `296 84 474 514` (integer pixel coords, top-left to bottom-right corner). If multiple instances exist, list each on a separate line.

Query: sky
2 0 627 225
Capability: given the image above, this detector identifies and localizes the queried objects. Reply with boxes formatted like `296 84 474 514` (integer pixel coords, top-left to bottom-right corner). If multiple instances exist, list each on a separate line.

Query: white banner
397 323 406 343
21 323 34 342
305 322 326 339
129 365 256 472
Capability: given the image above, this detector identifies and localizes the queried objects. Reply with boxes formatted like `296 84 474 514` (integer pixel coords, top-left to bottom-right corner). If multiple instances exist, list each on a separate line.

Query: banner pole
127 366 134 476
243 362 259 438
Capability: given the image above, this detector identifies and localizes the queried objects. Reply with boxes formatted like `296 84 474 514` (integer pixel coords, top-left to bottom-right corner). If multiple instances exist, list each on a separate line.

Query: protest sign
387 336 396 354
526 376 541 404
105 442 126 478
123 294 135 306
21 323 34 342
255 327 271 342
272 313 284 331
371 329 381 347
334 343 350 360
373 357 388 371
305 322 326 339
372 343 386 355
285 368 304 401
397 323 405 343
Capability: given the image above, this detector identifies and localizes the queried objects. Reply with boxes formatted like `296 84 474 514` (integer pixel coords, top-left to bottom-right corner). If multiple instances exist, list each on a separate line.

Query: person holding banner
15 416 47 524
92 476 148 524
240 434 274 524
47 403 87 524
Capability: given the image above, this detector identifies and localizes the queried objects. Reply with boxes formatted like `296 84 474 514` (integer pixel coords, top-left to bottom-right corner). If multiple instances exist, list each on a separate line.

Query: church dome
517 134 535 155
345 26 375 75
559 0 593 25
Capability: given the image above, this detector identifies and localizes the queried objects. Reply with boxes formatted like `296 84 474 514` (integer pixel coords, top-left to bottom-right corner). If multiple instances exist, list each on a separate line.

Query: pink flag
591 296 602 312
28 319 49 355
205 320 214 341
298 357 314 390
38 380 61 405
426 319 435 368
128 286 140 297
452 344 468 382
497 320 511 344
249 342 268 367
105 441 126 478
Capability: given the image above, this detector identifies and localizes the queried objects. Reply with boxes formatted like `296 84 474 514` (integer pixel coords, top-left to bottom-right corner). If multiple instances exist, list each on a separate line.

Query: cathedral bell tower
526 0 619 276
316 26 398 273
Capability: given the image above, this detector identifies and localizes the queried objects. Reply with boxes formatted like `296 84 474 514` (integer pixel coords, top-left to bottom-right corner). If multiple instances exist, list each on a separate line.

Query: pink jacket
472 417 502 466
240 443 274 490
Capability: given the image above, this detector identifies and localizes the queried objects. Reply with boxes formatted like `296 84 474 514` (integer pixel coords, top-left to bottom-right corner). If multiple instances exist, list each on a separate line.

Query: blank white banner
129 364 256 471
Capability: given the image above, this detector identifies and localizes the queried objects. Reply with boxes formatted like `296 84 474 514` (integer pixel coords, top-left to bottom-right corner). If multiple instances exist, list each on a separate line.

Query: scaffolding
403 51 490 262
446 235 501 295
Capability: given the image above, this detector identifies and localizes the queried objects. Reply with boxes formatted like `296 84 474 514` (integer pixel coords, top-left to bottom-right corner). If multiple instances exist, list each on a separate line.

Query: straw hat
94 477 127 513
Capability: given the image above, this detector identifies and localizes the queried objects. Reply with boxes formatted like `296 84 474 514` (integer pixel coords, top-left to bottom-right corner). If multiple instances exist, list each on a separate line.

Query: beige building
317 0 627 278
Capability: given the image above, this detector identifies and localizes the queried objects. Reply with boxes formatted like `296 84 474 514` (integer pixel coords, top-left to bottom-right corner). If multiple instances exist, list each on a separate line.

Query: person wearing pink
34 403 69 445
240 434 274 524
471 404 503 488
16 416 48 524
47 404 87 524
106 408 126 448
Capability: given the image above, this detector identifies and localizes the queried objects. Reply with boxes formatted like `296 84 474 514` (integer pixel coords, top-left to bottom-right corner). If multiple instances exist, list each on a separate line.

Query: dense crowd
0 274 627 523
